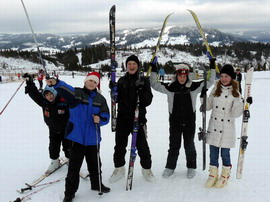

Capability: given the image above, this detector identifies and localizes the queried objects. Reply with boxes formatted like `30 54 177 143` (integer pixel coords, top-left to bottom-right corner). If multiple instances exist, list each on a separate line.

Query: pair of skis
109 5 173 190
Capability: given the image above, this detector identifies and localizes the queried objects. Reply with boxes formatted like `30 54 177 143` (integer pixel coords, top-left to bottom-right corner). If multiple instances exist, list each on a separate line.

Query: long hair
213 80 240 97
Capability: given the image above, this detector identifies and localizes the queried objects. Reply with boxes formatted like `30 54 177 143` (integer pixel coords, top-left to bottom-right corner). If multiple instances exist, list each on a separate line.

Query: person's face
177 74 187 84
85 79 98 90
127 61 138 75
220 73 232 86
44 91 55 102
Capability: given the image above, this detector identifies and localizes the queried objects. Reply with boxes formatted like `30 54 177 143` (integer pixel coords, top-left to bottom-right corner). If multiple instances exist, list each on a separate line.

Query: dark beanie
220 64 235 79
126 55 140 67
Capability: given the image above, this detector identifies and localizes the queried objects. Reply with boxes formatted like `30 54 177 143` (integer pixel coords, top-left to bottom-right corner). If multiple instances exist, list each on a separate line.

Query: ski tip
110 5 116 10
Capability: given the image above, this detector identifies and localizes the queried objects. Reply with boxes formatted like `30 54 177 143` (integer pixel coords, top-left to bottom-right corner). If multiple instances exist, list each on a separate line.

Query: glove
22 73 33 84
109 81 117 89
150 56 158 73
135 77 146 91
246 96 253 105
209 58 216 70
200 87 208 98
205 51 212 60
46 78 58 86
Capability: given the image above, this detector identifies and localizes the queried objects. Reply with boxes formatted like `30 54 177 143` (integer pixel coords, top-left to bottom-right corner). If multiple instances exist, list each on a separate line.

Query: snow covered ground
0 71 270 202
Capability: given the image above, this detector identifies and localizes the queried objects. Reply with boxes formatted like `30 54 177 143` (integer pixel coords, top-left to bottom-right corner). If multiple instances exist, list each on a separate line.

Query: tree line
0 42 269 72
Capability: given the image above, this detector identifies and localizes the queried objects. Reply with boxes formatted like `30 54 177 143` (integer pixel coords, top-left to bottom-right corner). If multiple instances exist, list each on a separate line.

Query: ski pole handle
20 186 32 193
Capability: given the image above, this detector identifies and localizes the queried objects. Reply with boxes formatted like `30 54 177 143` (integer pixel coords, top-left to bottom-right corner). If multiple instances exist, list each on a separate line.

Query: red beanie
84 72 100 89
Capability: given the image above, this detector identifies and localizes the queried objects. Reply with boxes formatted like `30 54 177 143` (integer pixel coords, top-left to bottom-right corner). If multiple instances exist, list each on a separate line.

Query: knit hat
220 64 235 79
175 64 190 75
43 85 57 98
126 55 140 67
84 72 100 89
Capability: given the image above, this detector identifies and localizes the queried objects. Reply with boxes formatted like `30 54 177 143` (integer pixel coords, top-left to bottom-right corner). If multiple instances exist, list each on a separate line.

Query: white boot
205 165 218 188
142 168 156 183
162 168 174 178
45 159 60 174
187 168 196 179
109 166 125 183
215 166 231 188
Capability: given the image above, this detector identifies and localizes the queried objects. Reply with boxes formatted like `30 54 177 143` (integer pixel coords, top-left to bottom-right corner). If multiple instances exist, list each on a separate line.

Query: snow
1 69 270 202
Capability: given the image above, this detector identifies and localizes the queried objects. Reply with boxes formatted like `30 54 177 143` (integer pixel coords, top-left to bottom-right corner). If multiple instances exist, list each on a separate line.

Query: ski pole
19 178 61 193
0 80 25 115
95 122 103 196
20 0 49 78
12 184 51 202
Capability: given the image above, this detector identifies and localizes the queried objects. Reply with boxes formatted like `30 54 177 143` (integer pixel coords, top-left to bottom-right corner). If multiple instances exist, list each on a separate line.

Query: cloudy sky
0 0 269 35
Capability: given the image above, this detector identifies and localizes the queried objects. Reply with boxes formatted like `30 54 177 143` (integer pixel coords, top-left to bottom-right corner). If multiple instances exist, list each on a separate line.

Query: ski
126 97 140 190
198 65 208 170
187 9 220 74
109 5 118 132
146 13 173 77
18 157 68 191
236 67 254 179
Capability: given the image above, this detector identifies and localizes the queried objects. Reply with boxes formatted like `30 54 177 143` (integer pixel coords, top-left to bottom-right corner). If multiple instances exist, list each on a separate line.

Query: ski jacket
26 82 69 132
38 73 44 81
150 69 216 124
205 81 243 148
158 68 165 76
116 72 153 125
53 80 110 146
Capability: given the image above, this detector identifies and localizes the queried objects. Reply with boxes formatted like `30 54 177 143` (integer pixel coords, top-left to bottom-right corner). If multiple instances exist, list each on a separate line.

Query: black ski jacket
116 72 153 125
26 82 69 132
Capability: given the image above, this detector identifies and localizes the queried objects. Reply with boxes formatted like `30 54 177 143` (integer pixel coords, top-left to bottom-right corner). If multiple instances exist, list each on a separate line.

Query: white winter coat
205 81 243 148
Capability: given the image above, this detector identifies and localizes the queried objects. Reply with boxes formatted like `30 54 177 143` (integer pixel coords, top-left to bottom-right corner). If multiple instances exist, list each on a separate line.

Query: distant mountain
232 30 270 43
0 26 269 52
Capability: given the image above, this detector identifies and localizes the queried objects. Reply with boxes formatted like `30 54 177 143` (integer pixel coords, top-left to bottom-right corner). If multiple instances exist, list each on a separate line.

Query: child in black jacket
24 73 70 174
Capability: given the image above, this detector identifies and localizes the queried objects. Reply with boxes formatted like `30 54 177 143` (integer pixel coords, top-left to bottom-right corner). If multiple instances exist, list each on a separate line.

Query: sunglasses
176 69 189 75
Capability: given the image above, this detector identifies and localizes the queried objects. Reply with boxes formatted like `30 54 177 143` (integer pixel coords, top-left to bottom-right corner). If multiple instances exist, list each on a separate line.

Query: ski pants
64 142 102 197
113 117 152 169
165 122 197 169
48 129 70 159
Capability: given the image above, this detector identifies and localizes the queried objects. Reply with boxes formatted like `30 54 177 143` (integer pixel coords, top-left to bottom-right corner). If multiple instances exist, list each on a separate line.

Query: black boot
63 194 75 202
91 184 111 193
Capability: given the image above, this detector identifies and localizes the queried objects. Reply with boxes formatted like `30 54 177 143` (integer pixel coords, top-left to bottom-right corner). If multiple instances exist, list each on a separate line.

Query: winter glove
46 78 58 86
109 81 118 101
135 76 148 91
246 96 253 105
109 81 117 89
200 87 208 98
206 51 212 60
150 56 158 73
22 73 33 84
209 58 216 69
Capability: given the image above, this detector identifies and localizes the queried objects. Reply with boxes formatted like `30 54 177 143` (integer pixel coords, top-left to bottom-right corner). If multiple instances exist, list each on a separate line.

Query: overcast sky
0 0 269 35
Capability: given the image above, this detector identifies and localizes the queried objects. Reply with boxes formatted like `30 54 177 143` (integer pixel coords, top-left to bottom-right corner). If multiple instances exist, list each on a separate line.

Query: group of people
23 54 252 202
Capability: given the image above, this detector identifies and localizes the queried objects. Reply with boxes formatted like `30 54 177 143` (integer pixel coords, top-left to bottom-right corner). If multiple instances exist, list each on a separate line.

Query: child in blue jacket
47 72 110 202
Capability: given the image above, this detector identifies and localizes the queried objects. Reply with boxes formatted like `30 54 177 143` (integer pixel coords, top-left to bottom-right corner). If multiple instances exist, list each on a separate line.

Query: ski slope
0 71 269 202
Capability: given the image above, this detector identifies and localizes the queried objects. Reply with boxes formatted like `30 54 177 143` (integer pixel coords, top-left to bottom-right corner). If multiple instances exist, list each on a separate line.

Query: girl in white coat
204 64 243 188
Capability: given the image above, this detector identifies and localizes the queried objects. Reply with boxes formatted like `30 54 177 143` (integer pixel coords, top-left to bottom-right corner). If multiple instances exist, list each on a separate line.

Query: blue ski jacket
53 80 110 146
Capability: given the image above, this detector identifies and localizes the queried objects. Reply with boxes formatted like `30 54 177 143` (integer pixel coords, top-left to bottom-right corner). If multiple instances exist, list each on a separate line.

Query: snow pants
165 122 197 169
48 129 70 159
64 142 102 197
113 117 152 169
